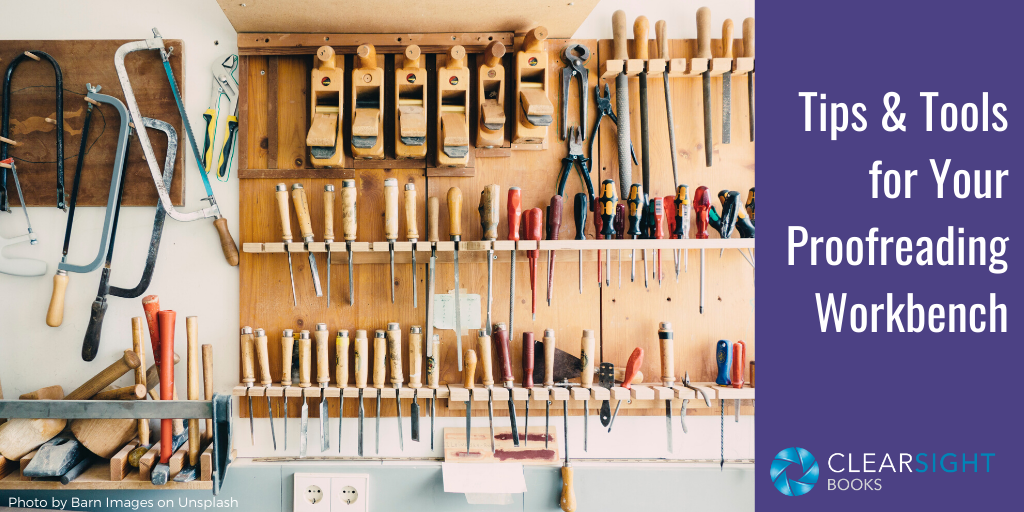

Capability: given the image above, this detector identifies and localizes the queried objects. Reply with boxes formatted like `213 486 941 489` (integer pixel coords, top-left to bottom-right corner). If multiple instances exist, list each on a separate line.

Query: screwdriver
580 329 595 452
522 331 535 447
613 204 625 288
479 184 499 334
477 329 496 453
658 322 675 452
462 348 478 455
494 323 519 447
373 329 386 454
281 329 294 450
384 178 399 303
664 195 679 281
573 193 587 294
448 187 464 370
731 340 746 424
354 329 368 457
524 208 543 321
409 326 422 442
405 184 419 308
715 340 733 470
427 333 440 450
591 199 603 288
315 323 331 452
626 184 642 283
291 184 324 297
693 186 711 314
507 188 522 341
673 185 689 276
651 197 664 287
542 328 555 448
545 195 563 307
324 185 335 305
335 329 349 453
607 347 643 432
240 327 256 445
297 330 311 457
641 193 651 289
274 184 297 306
386 323 404 451
254 328 277 450
559 378 575 512
341 179 357 305
598 180 617 290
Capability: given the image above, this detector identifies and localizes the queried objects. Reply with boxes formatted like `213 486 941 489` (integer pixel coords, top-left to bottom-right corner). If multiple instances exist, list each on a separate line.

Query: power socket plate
293 475 331 512
292 473 369 512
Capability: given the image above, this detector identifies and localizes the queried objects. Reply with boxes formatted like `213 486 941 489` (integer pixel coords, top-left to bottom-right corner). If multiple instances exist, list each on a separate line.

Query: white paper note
442 462 527 494
433 290 482 334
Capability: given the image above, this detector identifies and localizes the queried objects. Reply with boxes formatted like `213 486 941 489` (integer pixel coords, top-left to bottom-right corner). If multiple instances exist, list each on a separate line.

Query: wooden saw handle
315 324 330 385
612 10 629 61
46 271 68 327
696 7 712 60
633 16 649 60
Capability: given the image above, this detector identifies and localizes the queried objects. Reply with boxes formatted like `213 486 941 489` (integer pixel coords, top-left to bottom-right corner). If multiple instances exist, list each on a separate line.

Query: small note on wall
433 290 481 334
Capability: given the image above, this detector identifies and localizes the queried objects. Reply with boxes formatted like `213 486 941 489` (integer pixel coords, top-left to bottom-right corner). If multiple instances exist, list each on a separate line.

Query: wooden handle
203 343 214 438
316 45 336 70
214 218 240 266
478 184 499 241
722 19 734 59
356 44 377 70
522 332 535 388
750 361 755 388
18 385 64 400
447 187 463 238
144 353 180 396
619 347 644 389
373 330 386 388
482 41 505 68
142 295 161 362
448 45 466 69
386 323 403 387
93 385 146 400
427 334 440 389
743 18 754 59
494 324 513 386
324 185 335 241
275 183 292 242
46 271 68 327
67 349 142 401
403 45 422 69
281 330 294 385
298 330 312 387
341 179 358 241
240 327 255 384
614 368 643 386
560 465 576 512
131 317 149 445
543 329 555 388
255 329 271 385
463 349 477 389
658 322 674 385
580 330 595 388
336 330 350 388
315 324 330 385
522 27 548 52
427 197 440 242
404 183 419 240
383 178 399 240
633 16 649 60
291 184 314 240
408 326 422 388
354 330 368 388
157 311 176 410
696 7 712 59
656 20 669 59
476 330 494 387
731 341 745 389
187 317 200 400
612 10 629 61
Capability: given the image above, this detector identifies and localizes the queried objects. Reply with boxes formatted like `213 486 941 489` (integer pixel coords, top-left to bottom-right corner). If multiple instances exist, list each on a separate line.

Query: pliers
557 126 594 204
679 371 712 433
202 54 239 181
560 44 590 140
589 84 638 166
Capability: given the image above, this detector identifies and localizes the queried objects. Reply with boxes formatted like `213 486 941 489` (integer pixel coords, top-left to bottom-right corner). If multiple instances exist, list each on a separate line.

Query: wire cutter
560 44 590 141
203 54 239 181
556 126 594 204
588 84 638 166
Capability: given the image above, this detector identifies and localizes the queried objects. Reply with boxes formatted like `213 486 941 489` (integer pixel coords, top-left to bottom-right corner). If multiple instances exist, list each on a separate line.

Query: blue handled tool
715 340 732 470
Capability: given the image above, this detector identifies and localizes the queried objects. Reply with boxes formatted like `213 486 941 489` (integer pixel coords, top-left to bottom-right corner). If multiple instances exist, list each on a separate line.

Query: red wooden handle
522 332 535 388
652 198 664 239
621 347 643 390
494 324 513 384
508 187 522 241
547 195 563 241
157 309 176 464
664 196 677 239
693 186 711 239
731 341 746 389
142 295 161 364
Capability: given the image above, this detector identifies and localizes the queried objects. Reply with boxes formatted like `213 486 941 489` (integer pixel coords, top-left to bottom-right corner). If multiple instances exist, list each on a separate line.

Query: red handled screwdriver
651 197 664 287
525 208 543 321
694 186 711 314
546 195 563 307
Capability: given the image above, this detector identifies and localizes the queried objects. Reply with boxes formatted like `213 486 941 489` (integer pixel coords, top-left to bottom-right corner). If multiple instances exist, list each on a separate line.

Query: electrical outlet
330 474 369 512
293 474 332 512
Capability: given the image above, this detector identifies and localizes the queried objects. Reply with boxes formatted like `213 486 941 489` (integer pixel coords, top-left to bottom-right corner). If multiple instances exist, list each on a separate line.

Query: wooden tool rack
236 29 754 425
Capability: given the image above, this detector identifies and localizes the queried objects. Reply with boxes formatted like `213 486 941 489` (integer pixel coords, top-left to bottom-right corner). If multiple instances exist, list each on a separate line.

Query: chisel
634 16 652 199
386 323 404 451
409 326 423 442
405 184 419 308
280 329 294 450
611 9 633 199
721 19 733 145
744 18 755 142
626 184 642 282
463 349 478 455
341 179 357 305
598 180 616 288
297 330 312 457
522 332 535 447
580 329 595 451
559 378 575 512
427 333 440 450
373 329 386 454
384 178 399 303
613 204 625 288
477 329 496 453
658 322 675 452
315 323 330 452
275 184 298 306
335 330 349 453
697 6 714 167
732 340 745 423
507 188 522 340
479 184 499 334
254 328 277 450
656 19 680 190
715 340 733 470
448 187 464 370
525 208 543 321
545 195 563 307
494 323 520 447
354 330 368 457
426 197 439 354
543 329 556 448
324 185 335 305
186 317 200 468
239 326 256 445
573 194 587 294
291 184 323 297
694 187 711 313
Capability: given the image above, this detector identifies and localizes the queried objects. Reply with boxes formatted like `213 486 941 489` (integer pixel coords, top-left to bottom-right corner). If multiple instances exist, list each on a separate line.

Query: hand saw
202 54 239 181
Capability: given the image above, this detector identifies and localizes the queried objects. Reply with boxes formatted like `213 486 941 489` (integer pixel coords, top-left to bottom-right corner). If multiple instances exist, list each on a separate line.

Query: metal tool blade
337 393 343 453
347 244 354 305
426 246 436 356
430 396 435 450
411 246 418 308
375 394 381 454
680 399 689 433
614 73 632 199
286 251 297 306
300 390 309 457
723 71 732 144
307 252 323 297
665 396 673 452
454 248 463 370
748 71 755 142
608 398 626 433
702 70 713 166
508 250 516 343
389 241 395 303
283 386 289 450
735 399 741 423
545 400 551 448
320 388 329 452
583 400 588 452
326 250 332 306
411 390 420 442
464 400 472 454
357 389 364 457
487 390 495 453
265 391 277 450
486 250 493 334
247 389 255 445
524 399 529 448
396 393 404 451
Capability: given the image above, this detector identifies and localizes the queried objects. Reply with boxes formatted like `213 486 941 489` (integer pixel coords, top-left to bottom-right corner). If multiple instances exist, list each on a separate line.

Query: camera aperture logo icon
771 447 819 496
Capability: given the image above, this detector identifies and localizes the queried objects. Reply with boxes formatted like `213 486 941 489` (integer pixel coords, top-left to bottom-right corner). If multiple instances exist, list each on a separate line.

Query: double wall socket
293 473 369 512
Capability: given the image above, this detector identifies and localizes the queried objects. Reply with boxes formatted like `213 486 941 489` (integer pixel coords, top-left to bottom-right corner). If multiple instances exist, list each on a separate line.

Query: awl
448 187 464 370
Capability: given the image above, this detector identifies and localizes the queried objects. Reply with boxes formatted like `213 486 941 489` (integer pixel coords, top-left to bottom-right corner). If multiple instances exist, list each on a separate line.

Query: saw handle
522 332 535 388
336 330 350 388
561 465 577 512
384 178 398 241
298 330 311 388
696 7 712 60
324 185 335 241
731 341 745 389
405 183 419 240
427 197 439 242
722 19 734 59
409 327 422 388
612 10 629 61
255 329 272 386
291 184 314 241
45 271 68 327
447 187 462 240
580 330 595 388
479 184 499 241
354 330 368 389
214 217 240 266
315 324 330 385
543 329 556 388
386 323 403 386
507 187 522 242
186 316 200 466
341 179 357 241
656 20 669 59
620 347 643 390
372 330 386 389
658 322 674 385
281 330 294 386
275 183 292 242
743 18 754 59
463 349 478 389
240 328 255 385
633 16 649 60
494 324 513 386
477 329 494 387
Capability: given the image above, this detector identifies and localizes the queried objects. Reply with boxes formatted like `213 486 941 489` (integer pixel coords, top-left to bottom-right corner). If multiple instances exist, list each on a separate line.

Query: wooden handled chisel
354 330 368 457
409 326 423 442
405 184 419 308
336 329 349 453
281 329 295 450
315 323 331 452
463 349 477 455
507 188 522 339
448 187 464 370
384 179 399 303
580 329 595 452
297 330 312 457
479 184 499 334
427 333 440 450
659 322 675 452
341 179 357 305
477 329 496 453
495 323 519 447
324 185 335 305
426 197 439 358
275 184 297 306
522 331 534 447
387 323 404 451
292 184 323 297
255 328 276 450
543 329 555 448
373 329 386 454
240 326 256 444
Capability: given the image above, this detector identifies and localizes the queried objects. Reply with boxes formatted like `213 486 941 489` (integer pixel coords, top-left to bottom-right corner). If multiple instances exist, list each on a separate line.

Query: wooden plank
109 440 138 482
276 56 309 169
266 56 279 168
0 462 211 490
168 444 187 479
239 167 355 179
138 443 158 482
443 427 555 463
244 55 269 170
200 443 213 481
236 33 516 56
0 40 184 206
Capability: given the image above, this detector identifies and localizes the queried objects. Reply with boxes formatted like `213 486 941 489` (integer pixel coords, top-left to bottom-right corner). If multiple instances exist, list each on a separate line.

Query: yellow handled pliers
203 54 239 181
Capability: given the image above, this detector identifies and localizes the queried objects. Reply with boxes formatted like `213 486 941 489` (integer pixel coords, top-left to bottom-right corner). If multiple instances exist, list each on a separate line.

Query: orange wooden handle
463 349 478 389
560 465 576 512
45 271 68 327
621 347 644 390
633 16 649 60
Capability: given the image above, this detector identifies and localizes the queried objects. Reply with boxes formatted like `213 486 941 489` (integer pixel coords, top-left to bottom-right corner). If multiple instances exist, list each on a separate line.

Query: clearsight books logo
771 447 820 496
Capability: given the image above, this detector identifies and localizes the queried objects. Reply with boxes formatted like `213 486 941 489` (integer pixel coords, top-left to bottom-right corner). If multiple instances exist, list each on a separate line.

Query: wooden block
519 88 553 115
599 59 623 79
19 449 36 481
441 112 469 146
109 440 138 482
630 385 655 400
306 112 338 146
399 105 426 137
352 108 380 137
708 57 732 77
511 387 530 401
444 427 556 463
200 444 213 482
610 386 631 400
549 387 570 401
481 99 505 126
571 388 591 400
674 387 697 400
651 386 675 400
470 388 488 401
645 58 667 77
397 388 415 399
0 456 14 480
138 443 159 481
447 385 469 402
714 384 755 400
665 58 688 76
491 387 509 401
529 388 549 401
168 444 187 478
590 387 610 400
733 57 754 75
